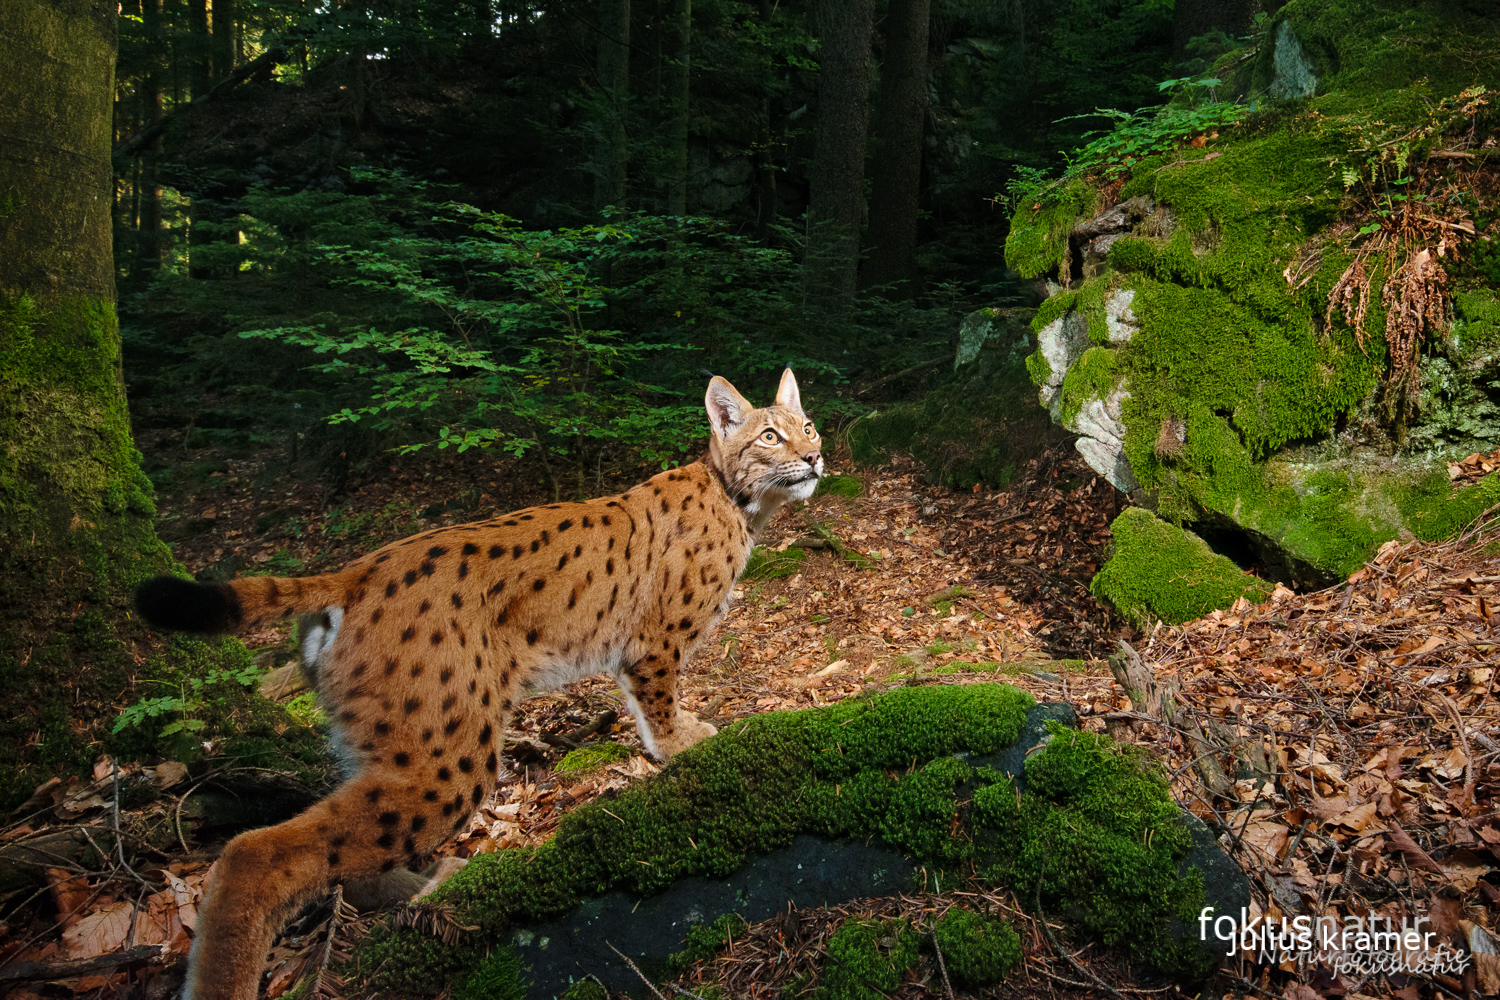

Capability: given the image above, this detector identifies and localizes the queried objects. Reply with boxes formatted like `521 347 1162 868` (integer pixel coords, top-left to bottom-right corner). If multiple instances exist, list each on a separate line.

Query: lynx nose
804 451 821 468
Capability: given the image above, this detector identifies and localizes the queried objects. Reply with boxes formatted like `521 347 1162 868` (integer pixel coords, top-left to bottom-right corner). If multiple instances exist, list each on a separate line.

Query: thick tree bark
664 0 690 216
136 0 164 277
1173 0 1257 62
803 0 872 316
594 0 631 211
211 0 236 80
187 0 212 96
0 0 177 805
862 0 929 295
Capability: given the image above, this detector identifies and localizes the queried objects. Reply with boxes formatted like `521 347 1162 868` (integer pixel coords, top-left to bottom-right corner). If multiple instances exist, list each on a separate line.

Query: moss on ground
1090 508 1273 628
1004 0 1500 587
556 742 633 775
815 919 920 1000
814 473 864 499
451 947 528 1000
742 545 808 581
932 908 1021 987
357 684 1213 993
668 913 748 975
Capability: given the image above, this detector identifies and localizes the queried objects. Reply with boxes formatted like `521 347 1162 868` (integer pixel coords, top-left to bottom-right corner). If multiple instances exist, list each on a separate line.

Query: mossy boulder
1090 507 1274 629
1005 0 1500 596
352 688 1243 996
851 307 1066 489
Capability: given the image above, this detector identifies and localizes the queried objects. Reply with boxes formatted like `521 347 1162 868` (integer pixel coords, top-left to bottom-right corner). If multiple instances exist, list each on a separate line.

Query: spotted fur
134 370 822 1000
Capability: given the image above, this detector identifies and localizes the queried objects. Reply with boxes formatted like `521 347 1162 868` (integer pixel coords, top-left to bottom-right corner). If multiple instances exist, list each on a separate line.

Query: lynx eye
804 424 815 437
760 430 780 445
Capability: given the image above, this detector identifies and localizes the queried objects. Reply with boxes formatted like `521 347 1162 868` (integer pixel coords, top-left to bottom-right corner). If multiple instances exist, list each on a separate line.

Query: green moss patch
357 686 1221 993
814 473 864 499
1091 507 1273 628
556 742 633 775
974 723 1206 977
452 947 528 1000
668 913 748 975
742 545 808 582
932 908 1021 987
816 918 921 1000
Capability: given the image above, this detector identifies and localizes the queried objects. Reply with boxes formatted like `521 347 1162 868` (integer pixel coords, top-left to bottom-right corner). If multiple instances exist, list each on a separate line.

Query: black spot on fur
429 546 447 558
394 752 410 767
134 576 242 634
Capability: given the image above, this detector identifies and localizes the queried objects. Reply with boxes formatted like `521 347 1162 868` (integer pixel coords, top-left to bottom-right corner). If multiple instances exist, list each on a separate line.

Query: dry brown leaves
1109 515 1500 997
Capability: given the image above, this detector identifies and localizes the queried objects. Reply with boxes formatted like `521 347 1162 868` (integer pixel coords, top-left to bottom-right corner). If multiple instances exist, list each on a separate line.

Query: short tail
135 573 348 634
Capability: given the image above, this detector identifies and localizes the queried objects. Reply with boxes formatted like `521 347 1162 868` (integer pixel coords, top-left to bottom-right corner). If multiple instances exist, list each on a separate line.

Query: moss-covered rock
1004 0 1500 594
851 308 1066 489
1091 507 1274 628
354 687 1231 994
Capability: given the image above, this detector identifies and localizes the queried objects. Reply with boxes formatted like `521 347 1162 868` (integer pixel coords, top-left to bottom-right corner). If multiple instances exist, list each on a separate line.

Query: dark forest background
111 0 1258 501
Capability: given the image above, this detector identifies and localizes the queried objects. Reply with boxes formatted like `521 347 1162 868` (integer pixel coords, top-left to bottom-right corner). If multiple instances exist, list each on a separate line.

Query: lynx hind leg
183 769 470 1000
616 659 716 761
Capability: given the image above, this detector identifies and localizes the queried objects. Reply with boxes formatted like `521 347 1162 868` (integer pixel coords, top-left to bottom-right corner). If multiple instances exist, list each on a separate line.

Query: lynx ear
705 376 754 440
774 368 803 413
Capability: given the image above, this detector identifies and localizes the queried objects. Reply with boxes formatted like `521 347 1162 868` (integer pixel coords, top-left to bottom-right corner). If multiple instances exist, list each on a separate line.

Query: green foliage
1090 507 1273 628
556 742 633 775
816 919 920 1000
668 913 748 975
974 723 1206 978
931 908 1021 987
1057 347 1119 424
112 654 268 741
1063 102 1250 178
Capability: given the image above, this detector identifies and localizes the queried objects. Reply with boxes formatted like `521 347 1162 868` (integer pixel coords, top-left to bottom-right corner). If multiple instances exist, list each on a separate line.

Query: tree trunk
211 0 236 80
664 0 690 216
593 0 630 211
0 0 178 806
136 0 164 278
1173 0 1257 63
862 0 929 296
803 0 872 316
187 0 212 96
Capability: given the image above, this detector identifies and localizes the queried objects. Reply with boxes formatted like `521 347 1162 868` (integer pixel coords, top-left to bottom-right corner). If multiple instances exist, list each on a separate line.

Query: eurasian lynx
134 370 822 1000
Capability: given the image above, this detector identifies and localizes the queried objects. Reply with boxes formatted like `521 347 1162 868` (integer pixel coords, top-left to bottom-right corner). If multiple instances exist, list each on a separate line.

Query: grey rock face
1104 289 1138 344
1070 388 1140 492
1036 310 1090 409
1269 21 1318 100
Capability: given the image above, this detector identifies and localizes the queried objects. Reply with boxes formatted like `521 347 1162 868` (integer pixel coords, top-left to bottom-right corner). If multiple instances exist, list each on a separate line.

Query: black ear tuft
134 576 242 634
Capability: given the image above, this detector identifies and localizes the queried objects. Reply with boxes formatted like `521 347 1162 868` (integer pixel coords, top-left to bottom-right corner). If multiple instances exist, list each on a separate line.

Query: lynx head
705 369 823 524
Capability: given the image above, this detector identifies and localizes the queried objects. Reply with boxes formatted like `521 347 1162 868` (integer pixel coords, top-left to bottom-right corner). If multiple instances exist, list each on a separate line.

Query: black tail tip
134 575 241 634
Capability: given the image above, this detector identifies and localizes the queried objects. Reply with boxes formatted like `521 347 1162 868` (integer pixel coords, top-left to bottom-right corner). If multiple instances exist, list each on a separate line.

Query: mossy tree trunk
0 0 178 806
803 0 872 316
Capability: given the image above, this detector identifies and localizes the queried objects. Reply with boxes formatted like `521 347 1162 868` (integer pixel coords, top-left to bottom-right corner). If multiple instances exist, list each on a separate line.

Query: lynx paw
656 714 717 758
413 857 470 900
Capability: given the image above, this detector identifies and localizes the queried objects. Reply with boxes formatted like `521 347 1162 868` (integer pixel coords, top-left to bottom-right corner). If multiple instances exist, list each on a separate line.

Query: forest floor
2 438 1498 1000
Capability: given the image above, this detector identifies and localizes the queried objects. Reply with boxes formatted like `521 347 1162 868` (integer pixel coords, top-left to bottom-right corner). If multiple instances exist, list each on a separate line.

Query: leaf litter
2 445 1497 1000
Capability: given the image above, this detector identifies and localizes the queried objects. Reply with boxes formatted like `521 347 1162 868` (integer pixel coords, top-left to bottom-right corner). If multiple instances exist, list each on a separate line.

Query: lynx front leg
615 656 715 760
